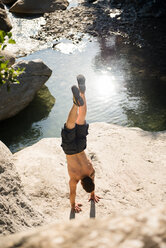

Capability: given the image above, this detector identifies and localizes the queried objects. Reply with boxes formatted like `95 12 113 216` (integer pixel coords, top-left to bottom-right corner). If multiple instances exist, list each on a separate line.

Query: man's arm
69 179 82 212
89 191 100 203
90 169 95 181
89 170 101 203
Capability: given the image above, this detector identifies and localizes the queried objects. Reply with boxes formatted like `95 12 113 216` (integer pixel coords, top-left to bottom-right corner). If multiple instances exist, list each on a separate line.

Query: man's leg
66 84 85 128
76 93 87 125
66 104 78 129
76 75 87 125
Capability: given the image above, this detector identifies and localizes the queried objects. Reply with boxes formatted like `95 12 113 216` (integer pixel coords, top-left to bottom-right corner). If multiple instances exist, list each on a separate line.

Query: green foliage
0 30 24 91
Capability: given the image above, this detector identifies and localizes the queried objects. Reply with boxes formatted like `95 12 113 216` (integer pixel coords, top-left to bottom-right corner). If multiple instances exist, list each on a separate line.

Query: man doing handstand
61 75 100 213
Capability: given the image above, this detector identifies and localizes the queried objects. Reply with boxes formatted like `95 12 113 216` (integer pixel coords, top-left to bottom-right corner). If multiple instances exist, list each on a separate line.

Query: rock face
13 123 166 222
0 59 52 121
13 138 68 223
0 141 43 236
2 0 16 4
111 0 166 17
0 205 166 248
0 50 15 66
10 0 69 14
0 2 12 32
0 0 4 8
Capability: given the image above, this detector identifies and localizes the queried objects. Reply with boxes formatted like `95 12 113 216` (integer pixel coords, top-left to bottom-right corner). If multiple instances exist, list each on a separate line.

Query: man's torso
66 151 93 181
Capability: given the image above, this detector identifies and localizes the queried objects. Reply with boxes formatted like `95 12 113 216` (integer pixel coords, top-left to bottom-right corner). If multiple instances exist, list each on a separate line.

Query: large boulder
0 2 12 31
0 205 166 248
0 50 15 65
0 141 43 236
1 0 16 4
0 59 52 121
13 138 68 223
12 123 166 222
9 0 69 14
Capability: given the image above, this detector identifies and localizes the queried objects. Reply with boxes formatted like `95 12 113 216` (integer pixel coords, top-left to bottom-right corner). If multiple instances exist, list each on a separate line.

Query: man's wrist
71 203 75 209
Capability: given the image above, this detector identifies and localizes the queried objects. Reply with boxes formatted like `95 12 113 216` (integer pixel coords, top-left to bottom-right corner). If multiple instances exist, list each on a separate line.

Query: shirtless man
61 75 100 213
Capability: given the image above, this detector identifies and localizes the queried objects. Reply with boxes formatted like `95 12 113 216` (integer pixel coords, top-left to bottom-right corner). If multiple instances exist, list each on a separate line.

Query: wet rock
0 205 166 248
0 50 15 66
160 76 166 82
0 59 52 121
0 141 43 236
9 0 69 14
0 1 12 31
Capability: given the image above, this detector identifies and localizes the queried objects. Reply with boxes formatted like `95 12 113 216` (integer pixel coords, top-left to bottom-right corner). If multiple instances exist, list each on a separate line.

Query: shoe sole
77 74 86 93
71 85 84 106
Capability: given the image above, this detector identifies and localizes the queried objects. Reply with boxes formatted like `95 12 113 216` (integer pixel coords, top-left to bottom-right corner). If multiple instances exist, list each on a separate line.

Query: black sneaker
77 74 86 93
71 85 84 106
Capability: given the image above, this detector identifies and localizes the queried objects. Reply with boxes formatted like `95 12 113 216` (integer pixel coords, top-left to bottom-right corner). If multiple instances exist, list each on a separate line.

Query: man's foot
71 85 84 106
77 74 86 93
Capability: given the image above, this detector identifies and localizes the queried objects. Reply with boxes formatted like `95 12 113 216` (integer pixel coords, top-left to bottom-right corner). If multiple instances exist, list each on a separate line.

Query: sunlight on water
95 73 118 97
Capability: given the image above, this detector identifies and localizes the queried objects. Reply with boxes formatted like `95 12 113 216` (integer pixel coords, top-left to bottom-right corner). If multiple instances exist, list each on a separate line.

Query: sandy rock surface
0 141 43 236
0 204 166 248
13 123 166 223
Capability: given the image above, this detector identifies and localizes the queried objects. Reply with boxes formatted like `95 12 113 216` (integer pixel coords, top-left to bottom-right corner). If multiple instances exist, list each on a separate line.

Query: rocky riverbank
2 0 166 59
0 122 166 246
34 0 166 49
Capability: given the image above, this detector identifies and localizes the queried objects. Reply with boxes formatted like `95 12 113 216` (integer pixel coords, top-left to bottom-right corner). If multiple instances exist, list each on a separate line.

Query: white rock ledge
12 123 166 222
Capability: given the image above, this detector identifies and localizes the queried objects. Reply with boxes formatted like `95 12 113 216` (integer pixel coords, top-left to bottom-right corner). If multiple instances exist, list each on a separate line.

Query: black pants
61 123 89 155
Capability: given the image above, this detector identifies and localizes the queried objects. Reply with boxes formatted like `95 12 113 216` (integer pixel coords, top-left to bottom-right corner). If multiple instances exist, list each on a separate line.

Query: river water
0 8 166 152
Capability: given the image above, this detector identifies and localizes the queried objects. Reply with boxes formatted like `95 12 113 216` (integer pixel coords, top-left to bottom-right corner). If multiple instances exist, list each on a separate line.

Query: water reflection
119 45 166 131
0 85 55 152
0 34 165 152
93 35 166 131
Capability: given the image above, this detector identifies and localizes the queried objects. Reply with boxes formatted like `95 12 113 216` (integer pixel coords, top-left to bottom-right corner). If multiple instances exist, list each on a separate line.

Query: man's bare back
67 151 99 212
67 151 94 181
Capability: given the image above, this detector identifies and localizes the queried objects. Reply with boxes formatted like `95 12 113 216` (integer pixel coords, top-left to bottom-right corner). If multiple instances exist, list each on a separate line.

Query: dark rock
0 0 4 8
0 3 12 31
0 59 52 121
10 0 69 14
1 0 16 4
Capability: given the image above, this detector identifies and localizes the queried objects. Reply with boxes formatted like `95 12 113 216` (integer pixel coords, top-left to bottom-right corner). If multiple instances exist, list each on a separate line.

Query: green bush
0 30 24 91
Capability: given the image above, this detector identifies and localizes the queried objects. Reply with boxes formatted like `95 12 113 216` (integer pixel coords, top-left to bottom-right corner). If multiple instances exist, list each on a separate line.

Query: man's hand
72 203 82 213
88 193 101 203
